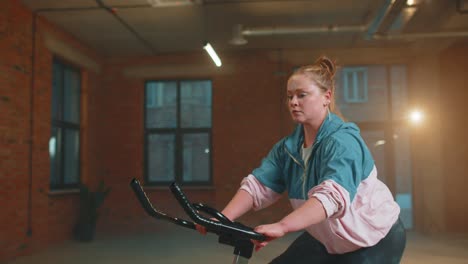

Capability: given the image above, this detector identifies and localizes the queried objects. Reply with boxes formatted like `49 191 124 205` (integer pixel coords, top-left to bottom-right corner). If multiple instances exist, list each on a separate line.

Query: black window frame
50 57 81 190
144 79 213 186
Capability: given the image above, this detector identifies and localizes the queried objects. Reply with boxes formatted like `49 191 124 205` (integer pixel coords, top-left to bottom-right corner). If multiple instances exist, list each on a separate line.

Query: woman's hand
195 217 218 235
195 223 208 235
252 222 287 251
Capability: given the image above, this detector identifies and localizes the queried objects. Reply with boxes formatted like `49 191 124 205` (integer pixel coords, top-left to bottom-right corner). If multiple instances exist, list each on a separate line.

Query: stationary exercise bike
130 179 266 264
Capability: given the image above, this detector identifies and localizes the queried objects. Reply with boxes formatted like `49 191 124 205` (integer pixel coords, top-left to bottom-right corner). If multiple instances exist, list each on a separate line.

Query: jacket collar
285 112 344 158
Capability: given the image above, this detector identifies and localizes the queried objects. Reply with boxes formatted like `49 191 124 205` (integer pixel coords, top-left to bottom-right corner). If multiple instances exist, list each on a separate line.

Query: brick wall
0 0 103 261
0 0 33 260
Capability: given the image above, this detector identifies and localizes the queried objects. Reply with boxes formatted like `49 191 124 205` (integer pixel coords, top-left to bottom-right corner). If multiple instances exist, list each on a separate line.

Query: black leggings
269 218 406 264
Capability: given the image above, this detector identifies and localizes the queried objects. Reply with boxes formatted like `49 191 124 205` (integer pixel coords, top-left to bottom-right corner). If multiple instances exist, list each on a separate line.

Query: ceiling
21 0 468 57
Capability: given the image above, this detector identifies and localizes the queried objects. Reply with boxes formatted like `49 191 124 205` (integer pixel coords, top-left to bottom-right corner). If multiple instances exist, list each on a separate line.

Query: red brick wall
0 0 33 260
0 0 103 261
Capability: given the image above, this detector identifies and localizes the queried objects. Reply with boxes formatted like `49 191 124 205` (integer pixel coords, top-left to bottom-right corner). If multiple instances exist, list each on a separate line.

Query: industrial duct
229 0 468 45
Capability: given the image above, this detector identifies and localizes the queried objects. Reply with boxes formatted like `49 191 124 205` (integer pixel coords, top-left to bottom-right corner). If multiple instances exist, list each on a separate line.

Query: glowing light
409 109 424 124
49 137 56 157
406 0 415 6
203 42 222 67
374 140 386 147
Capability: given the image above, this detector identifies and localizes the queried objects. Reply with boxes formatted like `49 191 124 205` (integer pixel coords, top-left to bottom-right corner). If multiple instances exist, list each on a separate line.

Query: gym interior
1 0 468 263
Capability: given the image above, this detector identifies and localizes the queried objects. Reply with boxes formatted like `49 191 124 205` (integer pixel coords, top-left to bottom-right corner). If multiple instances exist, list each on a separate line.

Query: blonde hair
291 56 340 115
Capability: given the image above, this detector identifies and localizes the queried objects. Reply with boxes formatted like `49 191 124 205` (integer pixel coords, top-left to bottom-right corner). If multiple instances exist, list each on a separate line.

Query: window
145 80 212 185
336 66 386 122
341 67 368 103
49 58 81 189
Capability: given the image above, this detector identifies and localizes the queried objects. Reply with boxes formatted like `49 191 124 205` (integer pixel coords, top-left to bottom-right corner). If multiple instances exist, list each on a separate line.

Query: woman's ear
324 90 332 102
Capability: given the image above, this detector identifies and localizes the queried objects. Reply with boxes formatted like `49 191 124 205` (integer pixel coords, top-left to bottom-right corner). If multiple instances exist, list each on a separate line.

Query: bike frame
130 179 266 264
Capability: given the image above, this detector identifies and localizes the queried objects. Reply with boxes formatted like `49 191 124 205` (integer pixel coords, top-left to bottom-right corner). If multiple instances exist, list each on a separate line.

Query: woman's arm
221 189 254 221
277 197 326 232
195 189 254 235
253 197 326 251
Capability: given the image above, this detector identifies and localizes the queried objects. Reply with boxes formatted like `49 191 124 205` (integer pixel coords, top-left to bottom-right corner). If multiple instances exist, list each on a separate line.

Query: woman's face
287 73 330 125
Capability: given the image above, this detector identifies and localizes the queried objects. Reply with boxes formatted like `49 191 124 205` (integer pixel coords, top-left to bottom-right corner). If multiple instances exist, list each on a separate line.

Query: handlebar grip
130 178 196 230
130 179 161 218
170 182 266 241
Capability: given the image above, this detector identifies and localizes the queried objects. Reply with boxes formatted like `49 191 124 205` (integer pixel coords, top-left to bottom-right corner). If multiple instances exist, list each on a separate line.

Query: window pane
148 134 175 182
181 81 212 128
52 61 62 120
391 65 408 120
63 68 80 123
146 82 177 128
336 66 387 122
183 133 210 182
49 127 60 186
356 71 367 101
63 129 80 185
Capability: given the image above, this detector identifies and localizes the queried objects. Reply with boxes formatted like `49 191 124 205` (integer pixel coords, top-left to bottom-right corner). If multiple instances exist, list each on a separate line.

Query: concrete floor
7 222 468 264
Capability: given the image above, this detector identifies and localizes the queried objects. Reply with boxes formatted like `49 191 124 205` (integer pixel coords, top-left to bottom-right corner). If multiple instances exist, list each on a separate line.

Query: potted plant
74 180 111 242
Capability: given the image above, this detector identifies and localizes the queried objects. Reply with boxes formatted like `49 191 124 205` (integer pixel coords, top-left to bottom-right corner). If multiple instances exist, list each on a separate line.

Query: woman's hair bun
315 56 336 78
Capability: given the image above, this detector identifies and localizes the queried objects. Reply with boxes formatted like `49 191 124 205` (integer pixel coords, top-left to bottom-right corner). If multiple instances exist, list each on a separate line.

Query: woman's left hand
252 222 287 251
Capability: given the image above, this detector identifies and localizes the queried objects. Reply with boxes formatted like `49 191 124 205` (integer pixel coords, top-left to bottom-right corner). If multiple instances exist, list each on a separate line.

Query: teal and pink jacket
240 113 400 254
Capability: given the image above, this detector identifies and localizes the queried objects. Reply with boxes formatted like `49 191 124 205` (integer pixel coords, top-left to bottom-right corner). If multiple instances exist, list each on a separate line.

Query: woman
198 56 406 263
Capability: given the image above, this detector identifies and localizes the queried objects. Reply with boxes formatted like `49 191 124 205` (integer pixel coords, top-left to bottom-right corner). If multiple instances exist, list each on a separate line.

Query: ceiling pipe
229 0 468 45
229 0 397 45
229 2 391 45
373 31 468 40
376 0 408 34
242 25 367 36
230 24 367 45
95 0 158 54
365 0 397 40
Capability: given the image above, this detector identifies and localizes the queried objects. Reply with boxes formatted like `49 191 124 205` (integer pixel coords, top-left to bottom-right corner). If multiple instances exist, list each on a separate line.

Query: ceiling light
147 0 202 7
203 42 222 67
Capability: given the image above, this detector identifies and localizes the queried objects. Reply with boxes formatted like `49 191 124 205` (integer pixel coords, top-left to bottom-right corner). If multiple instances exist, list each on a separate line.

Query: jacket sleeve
250 139 286 194
316 132 374 202
240 174 282 210
309 179 349 218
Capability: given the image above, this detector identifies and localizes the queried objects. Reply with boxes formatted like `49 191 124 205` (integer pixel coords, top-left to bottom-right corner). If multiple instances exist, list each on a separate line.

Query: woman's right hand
195 223 208 235
195 217 218 235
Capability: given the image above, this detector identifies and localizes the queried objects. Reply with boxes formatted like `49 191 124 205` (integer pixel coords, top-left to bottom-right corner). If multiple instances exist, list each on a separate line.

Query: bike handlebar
130 178 196 229
130 178 266 242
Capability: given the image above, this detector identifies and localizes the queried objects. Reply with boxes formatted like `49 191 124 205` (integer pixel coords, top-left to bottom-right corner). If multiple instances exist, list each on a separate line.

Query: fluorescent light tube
203 42 222 67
